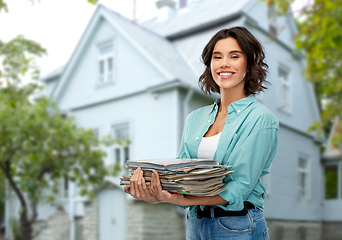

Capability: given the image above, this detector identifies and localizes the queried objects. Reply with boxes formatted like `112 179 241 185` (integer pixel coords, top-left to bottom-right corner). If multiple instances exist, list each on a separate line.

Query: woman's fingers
130 167 142 198
124 185 130 194
130 167 150 199
151 170 164 198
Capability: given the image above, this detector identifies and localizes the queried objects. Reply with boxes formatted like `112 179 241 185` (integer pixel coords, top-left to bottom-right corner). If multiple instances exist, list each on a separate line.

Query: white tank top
197 132 221 159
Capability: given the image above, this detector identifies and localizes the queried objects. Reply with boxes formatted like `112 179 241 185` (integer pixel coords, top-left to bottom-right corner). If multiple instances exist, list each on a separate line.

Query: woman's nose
220 59 230 68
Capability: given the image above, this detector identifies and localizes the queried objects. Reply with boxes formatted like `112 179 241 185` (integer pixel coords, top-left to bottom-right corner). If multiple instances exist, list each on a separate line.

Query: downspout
69 182 75 240
184 88 194 122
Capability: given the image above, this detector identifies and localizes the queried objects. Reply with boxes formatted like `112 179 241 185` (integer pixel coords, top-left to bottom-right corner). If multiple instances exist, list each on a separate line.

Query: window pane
92 129 99 139
325 165 338 199
107 57 113 81
298 172 304 198
99 60 104 82
298 157 307 169
114 125 129 141
298 157 309 199
279 67 290 110
99 43 113 55
108 57 113 71
124 147 129 163
115 148 121 164
64 177 69 198
279 68 288 81
99 60 104 74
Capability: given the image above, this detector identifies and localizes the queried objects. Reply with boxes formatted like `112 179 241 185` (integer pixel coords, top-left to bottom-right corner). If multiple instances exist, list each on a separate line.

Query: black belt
195 202 255 219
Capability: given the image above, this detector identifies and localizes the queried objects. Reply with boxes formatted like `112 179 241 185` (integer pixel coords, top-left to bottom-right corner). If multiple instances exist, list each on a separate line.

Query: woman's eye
213 56 221 59
231 55 239 59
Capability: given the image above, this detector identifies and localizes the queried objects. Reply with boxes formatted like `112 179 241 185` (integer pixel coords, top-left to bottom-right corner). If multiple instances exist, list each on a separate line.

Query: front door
98 188 126 240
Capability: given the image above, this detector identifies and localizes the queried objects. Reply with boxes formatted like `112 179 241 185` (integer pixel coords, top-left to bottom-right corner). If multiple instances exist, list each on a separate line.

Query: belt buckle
195 206 204 219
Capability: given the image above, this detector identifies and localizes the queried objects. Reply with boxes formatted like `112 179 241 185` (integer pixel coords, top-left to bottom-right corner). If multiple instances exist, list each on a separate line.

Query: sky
0 0 307 79
0 0 158 77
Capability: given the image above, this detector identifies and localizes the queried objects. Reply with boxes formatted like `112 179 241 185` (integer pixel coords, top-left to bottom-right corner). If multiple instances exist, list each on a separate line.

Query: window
267 4 278 37
113 124 130 166
98 42 114 84
92 128 99 139
298 156 309 200
324 165 339 199
60 176 69 199
278 66 291 112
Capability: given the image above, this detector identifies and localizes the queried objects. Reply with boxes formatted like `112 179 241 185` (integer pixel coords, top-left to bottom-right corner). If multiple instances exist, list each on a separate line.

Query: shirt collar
210 95 256 115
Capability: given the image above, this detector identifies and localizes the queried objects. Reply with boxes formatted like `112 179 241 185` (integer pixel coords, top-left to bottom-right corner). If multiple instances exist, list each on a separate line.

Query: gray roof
40 65 65 82
141 0 251 38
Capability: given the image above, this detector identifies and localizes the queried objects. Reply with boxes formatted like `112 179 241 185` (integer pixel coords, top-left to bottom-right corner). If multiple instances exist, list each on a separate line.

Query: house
5 0 328 239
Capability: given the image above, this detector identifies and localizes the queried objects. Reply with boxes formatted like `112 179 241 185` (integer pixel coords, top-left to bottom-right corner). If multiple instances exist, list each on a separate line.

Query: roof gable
52 4 198 103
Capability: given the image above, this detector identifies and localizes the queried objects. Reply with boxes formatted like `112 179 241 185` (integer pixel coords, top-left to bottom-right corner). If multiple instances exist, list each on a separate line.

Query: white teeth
219 72 233 76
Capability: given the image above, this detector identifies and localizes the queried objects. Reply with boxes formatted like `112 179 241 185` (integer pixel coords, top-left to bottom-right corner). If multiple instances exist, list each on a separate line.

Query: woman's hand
149 170 186 205
124 167 159 204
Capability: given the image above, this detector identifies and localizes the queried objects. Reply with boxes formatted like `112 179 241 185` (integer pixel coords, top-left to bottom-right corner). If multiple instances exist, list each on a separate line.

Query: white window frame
112 123 130 167
97 41 115 84
298 154 310 201
278 65 291 113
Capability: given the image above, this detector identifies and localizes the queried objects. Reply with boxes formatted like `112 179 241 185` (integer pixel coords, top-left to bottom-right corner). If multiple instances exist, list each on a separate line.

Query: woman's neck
219 90 247 114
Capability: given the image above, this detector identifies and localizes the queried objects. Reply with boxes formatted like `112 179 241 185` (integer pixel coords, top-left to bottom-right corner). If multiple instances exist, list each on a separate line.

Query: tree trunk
20 213 32 240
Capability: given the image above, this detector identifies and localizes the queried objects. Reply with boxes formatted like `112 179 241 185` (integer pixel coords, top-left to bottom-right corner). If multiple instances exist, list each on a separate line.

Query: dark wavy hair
199 27 269 95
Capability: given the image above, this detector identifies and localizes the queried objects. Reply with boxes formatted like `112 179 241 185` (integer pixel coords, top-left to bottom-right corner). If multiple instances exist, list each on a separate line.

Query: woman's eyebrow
212 50 243 55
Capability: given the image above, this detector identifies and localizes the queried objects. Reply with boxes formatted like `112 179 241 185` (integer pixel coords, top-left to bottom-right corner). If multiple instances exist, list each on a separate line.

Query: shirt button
208 120 211 123
238 110 241 113
196 137 198 140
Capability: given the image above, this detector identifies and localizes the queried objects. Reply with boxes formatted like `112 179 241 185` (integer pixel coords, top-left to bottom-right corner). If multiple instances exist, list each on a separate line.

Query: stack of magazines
120 158 233 196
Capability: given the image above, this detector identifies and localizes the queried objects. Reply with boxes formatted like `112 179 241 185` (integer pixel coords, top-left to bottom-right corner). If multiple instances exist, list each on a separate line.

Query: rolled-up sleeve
219 127 278 211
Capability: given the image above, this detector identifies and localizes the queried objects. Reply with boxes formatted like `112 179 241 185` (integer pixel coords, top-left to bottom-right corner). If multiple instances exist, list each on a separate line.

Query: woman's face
210 37 247 94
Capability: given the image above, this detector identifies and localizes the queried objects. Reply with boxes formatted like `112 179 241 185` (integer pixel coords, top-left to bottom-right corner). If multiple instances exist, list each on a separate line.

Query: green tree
0 37 109 240
0 1 102 238
267 0 342 146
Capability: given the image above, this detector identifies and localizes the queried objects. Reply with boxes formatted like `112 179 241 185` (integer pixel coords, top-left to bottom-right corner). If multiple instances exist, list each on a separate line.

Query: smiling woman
125 27 279 240
199 27 269 96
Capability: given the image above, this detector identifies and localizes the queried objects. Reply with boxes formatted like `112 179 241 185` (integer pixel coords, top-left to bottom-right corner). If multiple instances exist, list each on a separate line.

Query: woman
124 26 279 240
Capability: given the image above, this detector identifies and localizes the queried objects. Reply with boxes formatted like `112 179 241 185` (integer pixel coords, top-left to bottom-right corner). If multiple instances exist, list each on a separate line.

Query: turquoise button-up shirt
178 95 279 216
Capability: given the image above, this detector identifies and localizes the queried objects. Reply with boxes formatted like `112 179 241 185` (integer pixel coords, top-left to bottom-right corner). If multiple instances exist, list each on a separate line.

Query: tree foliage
267 0 342 147
0 36 109 240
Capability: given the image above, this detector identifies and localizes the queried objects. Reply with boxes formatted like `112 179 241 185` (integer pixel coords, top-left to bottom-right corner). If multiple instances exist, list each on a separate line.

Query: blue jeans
186 207 269 240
